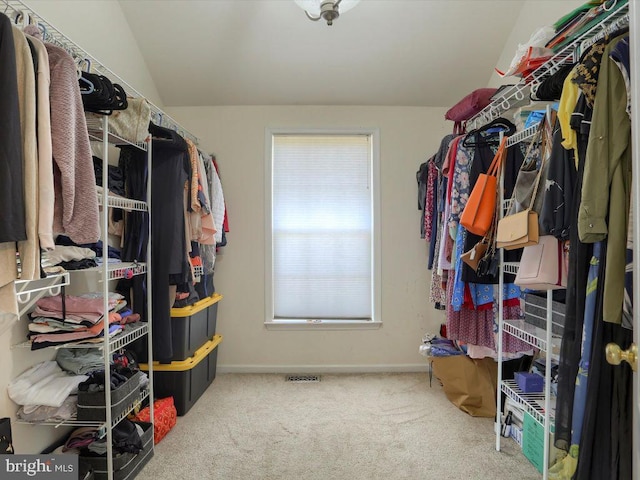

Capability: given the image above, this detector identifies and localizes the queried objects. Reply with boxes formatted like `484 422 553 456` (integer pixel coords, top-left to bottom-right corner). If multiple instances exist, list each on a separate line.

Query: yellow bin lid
140 335 223 372
171 293 223 318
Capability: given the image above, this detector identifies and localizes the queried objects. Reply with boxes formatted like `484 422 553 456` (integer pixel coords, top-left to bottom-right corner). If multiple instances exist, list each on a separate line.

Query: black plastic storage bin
169 293 222 361
80 421 152 474
77 371 146 422
88 422 154 480
140 335 222 416
524 293 566 335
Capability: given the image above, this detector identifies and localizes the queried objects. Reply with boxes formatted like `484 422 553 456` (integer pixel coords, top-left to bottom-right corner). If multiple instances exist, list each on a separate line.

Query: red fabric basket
132 397 177 445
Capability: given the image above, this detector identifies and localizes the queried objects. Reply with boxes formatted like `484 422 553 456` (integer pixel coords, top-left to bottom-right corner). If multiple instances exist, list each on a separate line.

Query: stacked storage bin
77 372 147 421
140 294 223 415
81 421 154 480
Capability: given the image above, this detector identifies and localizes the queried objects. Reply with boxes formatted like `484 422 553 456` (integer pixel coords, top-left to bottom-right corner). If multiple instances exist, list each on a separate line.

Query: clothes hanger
77 58 96 95
37 22 47 39
14 10 31 28
462 118 516 148
149 115 174 140
77 57 91 75
78 76 95 94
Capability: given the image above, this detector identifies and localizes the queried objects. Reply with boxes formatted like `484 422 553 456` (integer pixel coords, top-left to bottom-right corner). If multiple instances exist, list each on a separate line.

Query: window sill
264 319 383 331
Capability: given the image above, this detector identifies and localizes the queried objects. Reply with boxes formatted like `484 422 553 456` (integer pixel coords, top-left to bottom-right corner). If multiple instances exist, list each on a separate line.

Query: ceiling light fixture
294 0 361 26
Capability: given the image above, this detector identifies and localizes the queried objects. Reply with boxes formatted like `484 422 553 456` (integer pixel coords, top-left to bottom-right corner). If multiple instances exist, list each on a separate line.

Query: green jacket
578 36 631 325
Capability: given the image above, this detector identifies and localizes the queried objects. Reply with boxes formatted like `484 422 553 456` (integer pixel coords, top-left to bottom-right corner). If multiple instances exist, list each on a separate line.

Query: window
265 129 380 327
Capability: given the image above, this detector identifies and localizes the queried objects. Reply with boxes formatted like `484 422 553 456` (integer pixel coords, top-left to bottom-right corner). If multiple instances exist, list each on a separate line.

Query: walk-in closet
0 1 637 479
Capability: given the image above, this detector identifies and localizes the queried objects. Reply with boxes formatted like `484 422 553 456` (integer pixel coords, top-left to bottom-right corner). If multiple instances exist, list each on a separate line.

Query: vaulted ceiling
119 0 525 107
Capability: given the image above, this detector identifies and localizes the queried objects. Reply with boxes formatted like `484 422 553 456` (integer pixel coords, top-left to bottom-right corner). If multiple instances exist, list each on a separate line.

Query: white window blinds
271 134 373 320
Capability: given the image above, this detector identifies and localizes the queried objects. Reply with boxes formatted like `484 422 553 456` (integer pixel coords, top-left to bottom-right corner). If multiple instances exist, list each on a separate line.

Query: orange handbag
460 137 506 236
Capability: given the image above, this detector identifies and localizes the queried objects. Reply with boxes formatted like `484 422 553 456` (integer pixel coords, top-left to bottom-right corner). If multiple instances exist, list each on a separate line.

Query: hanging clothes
427 149 446 309
608 37 630 118
447 138 473 234
436 136 462 273
23 26 54 251
554 93 593 455
429 223 446 309
149 123 191 362
185 139 216 246
574 240 633 480
426 159 439 270
445 277 495 347
424 159 436 242
199 153 218 289
540 116 576 240
205 153 226 247
116 145 149 319
11 24 39 281
0 13 26 246
554 33 633 480
557 66 580 160
416 158 430 240
442 126 529 352
447 134 494 313
0 15 29 334
563 243 601 476
573 33 633 480
211 157 229 240
46 42 100 245
460 127 524 285
578 34 631 326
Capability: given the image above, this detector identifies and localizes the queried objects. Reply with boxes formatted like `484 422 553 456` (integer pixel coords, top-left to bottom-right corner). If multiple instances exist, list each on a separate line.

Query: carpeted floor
137 373 540 480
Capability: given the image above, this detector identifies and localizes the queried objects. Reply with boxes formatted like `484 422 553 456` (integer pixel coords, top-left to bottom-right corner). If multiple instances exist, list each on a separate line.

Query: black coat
0 13 26 242
149 123 191 362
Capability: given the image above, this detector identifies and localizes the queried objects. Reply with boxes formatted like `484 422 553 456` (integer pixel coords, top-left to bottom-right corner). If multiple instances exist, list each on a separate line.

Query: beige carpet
137 373 540 480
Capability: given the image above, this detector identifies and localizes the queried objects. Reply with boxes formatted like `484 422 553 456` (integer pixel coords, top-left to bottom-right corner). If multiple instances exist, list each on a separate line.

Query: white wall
22 0 163 105
488 0 586 88
167 105 450 372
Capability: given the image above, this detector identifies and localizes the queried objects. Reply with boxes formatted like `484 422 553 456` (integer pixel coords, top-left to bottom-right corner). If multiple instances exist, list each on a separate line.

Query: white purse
514 235 567 291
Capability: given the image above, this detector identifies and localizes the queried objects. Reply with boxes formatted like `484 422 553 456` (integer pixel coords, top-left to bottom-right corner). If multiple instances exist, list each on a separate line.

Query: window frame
264 127 382 330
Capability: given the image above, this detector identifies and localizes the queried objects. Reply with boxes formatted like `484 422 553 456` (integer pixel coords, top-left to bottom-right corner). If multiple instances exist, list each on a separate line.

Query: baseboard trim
217 364 430 374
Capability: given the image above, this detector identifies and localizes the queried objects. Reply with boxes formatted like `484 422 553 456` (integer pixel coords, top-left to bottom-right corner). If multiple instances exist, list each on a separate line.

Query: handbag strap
529 115 548 210
504 113 549 213
481 189 500 256
526 113 553 210
519 119 545 170
486 137 507 177
556 238 563 285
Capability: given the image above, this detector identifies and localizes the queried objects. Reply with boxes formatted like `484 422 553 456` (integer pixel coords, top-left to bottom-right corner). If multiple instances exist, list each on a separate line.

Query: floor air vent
286 374 321 383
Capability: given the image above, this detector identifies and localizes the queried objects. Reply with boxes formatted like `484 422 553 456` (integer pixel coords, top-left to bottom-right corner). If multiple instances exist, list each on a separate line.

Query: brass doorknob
605 343 637 372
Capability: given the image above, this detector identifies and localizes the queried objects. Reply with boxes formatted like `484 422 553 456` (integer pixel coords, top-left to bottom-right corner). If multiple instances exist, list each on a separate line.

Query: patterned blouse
448 140 474 233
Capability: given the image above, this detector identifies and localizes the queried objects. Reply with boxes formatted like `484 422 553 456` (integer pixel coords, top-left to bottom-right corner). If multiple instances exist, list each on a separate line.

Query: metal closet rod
506 121 541 147
580 11 629 53
2 0 199 145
